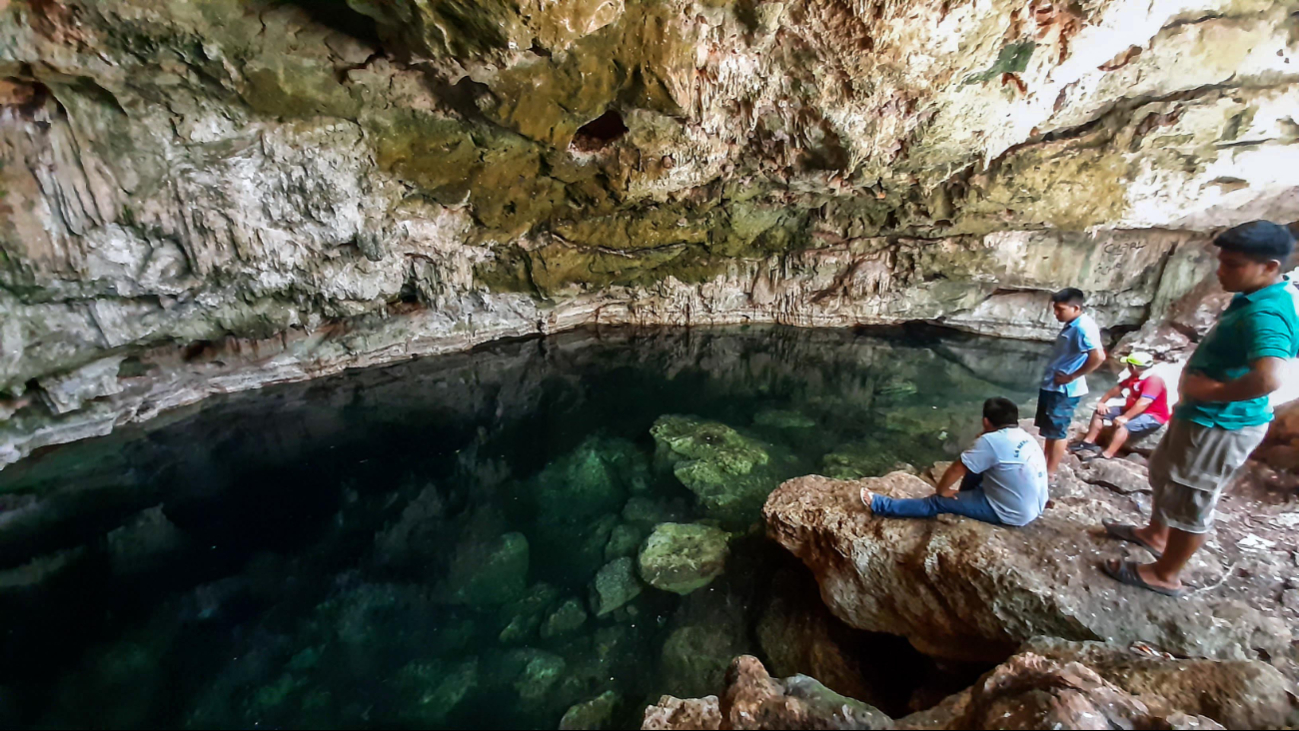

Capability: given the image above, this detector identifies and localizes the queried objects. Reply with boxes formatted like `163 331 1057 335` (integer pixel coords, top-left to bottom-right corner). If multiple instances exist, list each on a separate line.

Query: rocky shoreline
638 415 1299 729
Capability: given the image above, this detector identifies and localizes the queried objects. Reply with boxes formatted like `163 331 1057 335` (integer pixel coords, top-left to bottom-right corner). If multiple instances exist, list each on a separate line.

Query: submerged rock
509 649 567 702
439 531 529 606
821 442 912 480
540 598 588 639
622 496 690 527
497 582 562 644
638 523 729 595
753 409 817 429
764 471 1292 663
560 690 621 731
393 658 479 727
533 436 649 520
660 624 751 701
755 569 886 707
604 523 644 560
651 415 781 525
590 557 643 617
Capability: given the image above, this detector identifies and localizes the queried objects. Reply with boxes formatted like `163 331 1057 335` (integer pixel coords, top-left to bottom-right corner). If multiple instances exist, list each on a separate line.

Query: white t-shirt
960 427 1049 526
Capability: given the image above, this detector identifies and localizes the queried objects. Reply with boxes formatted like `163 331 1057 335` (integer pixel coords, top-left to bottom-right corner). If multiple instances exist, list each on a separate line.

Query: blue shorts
1100 406 1164 436
1035 389 1080 440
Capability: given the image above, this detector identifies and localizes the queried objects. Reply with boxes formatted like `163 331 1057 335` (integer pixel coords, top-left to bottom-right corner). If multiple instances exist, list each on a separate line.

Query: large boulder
763 471 1293 664
756 568 890 707
641 695 721 730
896 651 1224 730
1019 638 1295 730
641 644 1281 730
638 522 729 595
651 415 785 525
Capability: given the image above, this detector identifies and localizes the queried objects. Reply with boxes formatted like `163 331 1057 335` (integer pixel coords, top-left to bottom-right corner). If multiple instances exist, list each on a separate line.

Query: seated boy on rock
1071 351 1170 461
861 398 1049 527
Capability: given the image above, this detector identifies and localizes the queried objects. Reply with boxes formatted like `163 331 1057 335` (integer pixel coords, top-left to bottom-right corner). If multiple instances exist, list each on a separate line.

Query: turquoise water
0 326 1047 729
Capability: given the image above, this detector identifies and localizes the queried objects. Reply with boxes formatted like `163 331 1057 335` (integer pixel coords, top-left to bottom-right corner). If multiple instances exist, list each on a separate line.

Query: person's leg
1038 391 1078 476
1082 411 1106 444
1130 427 1175 553
1100 425 1130 458
1045 438 1068 476
1135 528 1205 590
870 490 1003 525
1109 423 1267 593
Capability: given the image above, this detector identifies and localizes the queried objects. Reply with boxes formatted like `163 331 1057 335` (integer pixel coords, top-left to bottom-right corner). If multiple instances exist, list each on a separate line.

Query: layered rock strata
763 431 1299 670
4 0 1297 464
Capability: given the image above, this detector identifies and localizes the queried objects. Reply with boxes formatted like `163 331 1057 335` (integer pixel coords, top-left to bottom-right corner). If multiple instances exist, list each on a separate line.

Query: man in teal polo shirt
1102 220 1298 597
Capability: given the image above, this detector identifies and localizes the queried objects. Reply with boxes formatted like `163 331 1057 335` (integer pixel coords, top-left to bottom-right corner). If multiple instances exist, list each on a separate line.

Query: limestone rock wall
2 0 1297 462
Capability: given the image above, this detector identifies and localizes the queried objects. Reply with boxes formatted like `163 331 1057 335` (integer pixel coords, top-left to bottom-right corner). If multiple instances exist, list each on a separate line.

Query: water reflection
0 325 1049 729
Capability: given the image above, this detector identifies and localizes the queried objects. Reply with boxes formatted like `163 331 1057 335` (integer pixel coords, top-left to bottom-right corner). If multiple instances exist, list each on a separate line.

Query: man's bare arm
1055 348 1107 385
1181 357 1285 403
935 460 969 498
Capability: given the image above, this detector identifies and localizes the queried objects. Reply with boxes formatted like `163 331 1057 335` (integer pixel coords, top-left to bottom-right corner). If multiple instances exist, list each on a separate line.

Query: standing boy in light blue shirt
861 398 1049 527
1036 288 1106 477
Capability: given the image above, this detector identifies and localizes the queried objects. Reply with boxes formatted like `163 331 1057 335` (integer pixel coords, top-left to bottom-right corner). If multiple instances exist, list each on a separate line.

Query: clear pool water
0 326 1049 729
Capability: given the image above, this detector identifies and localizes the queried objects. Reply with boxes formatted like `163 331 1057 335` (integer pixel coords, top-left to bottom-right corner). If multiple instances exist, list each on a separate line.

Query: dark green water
0 326 1047 729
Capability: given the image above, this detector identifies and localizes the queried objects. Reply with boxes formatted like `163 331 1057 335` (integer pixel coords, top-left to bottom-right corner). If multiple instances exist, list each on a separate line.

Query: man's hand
1113 415 1129 428
1180 371 1222 403
1052 371 1073 386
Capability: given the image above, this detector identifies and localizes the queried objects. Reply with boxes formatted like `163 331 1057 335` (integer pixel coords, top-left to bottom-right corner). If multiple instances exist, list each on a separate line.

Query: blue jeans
870 472 1005 526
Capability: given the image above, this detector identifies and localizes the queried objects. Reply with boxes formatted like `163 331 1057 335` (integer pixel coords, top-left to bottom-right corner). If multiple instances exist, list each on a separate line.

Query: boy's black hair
1050 288 1086 306
983 397 1019 429
1214 220 1295 264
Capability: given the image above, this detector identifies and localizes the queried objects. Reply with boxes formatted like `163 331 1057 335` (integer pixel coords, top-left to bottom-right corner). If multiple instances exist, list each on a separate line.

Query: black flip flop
1101 559 1186 598
1102 520 1163 559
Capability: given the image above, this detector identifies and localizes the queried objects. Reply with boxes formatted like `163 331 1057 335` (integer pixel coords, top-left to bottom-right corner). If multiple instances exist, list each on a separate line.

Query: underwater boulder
560 690 620 730
393 658 479 727
589 556 643 617
638 523 729 595
540 598 588 639
497 582 562 644
651 415 782 525
604 523 644 561
439 531 530 606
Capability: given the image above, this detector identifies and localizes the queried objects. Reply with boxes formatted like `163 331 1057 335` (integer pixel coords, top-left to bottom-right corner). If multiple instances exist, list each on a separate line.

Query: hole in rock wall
276 0 383 48
0 78 51 116
571 109 629 153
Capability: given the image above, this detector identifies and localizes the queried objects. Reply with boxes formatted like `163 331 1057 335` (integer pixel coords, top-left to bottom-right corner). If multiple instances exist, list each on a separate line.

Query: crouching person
861 398 1049 527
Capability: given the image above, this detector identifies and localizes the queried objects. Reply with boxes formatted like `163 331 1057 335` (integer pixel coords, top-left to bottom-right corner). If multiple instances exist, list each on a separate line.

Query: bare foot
860 487 874 513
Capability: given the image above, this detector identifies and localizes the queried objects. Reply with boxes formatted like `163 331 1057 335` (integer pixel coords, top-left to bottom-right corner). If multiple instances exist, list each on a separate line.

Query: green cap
1122 352 1154 368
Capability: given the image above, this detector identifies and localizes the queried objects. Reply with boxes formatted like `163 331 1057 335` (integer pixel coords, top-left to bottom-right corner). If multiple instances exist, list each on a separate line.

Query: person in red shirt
1071 352 1170 460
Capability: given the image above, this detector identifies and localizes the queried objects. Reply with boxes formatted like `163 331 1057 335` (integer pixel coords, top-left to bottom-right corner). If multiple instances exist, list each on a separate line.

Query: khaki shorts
1147 419 1268 534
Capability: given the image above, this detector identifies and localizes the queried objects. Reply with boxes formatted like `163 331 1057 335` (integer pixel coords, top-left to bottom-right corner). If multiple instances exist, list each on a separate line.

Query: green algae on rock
589 556 644 617
638 522 730 595
651 415 789 525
